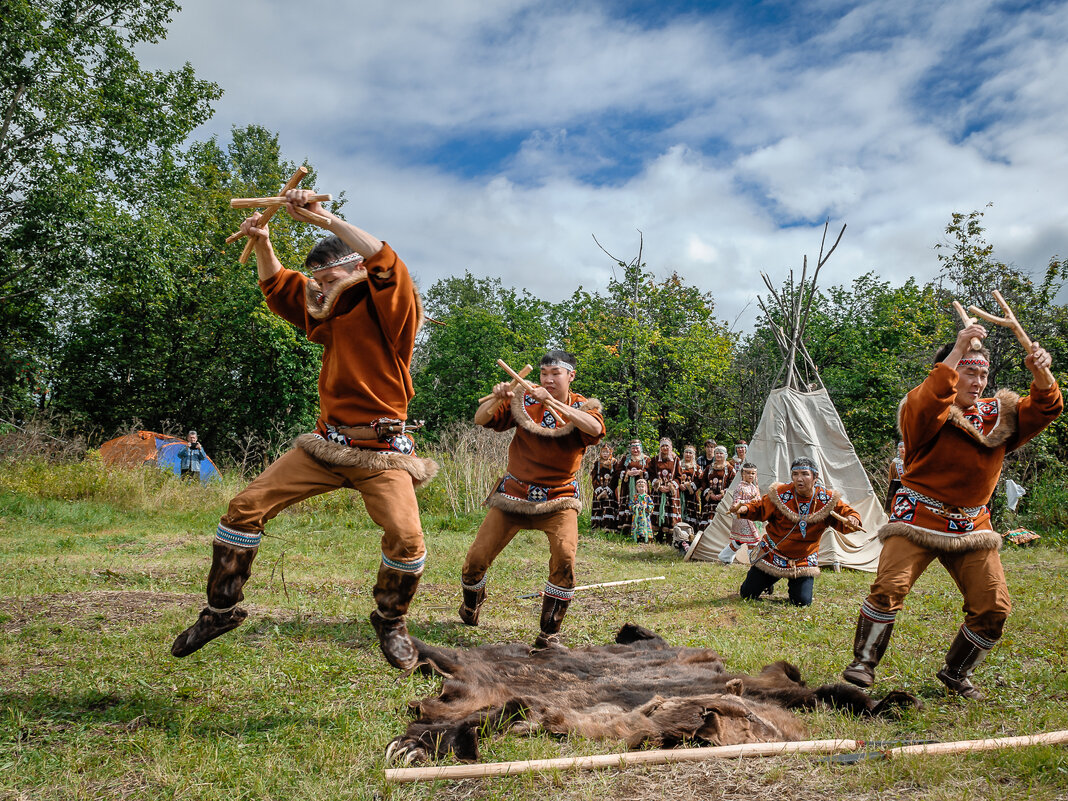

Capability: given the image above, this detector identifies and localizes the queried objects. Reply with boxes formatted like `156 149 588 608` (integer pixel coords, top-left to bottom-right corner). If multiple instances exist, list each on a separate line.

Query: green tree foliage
47 126 331 459
0 0 221 412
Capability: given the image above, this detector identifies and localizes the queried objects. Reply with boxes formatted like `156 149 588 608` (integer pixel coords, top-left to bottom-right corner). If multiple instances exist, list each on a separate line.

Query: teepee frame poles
760 221 846 391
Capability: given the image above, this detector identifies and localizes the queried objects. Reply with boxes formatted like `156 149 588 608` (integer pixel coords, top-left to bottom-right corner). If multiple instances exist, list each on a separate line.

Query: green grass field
1 460 1066 800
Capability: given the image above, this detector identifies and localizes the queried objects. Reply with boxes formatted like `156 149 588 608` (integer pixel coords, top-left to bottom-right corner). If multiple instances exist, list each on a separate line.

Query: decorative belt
902 485 984 519
327 418 424 443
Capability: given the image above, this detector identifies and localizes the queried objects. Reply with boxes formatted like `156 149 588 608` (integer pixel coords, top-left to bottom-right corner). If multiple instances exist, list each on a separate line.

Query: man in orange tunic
171 190 437 671
460 351 605 648
730 457 861 607
842 324 1060 699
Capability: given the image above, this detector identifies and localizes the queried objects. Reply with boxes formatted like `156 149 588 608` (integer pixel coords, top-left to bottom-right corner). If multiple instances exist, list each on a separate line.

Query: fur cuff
486 493 583 516
510 394 603 438
877 520 1001 553
769 485 841 524
754 561 821 579
295 434 439 488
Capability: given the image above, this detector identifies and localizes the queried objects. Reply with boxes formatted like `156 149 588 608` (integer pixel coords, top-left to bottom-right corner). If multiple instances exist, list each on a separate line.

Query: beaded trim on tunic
900 484 984 518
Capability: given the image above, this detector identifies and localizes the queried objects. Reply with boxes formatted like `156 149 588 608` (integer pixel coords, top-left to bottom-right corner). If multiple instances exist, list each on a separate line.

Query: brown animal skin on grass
387 624 919 763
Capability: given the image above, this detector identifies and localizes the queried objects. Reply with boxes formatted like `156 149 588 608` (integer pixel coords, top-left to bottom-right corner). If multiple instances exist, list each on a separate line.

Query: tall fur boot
936 626 994 700
531 594 571 651
369 564 422 671
171 540 258 657
458 577 487 626
841 607 896 688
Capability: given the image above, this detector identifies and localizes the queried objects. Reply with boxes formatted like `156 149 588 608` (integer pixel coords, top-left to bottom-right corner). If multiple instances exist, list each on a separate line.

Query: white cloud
136 0 1068 328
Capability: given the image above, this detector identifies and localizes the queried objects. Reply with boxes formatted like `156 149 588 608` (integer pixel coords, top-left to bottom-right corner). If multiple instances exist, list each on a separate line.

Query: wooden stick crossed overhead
477 364 533 404
226 166 328 263
968 291 1056 386
951 300 983 351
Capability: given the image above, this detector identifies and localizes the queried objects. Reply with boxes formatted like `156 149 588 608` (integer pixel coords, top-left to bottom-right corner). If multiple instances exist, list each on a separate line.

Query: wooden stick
888 730 1068 757
385 739 859 783
477 364 532 403
496 359 570 424
830 510 865 534
518 575 666 599
230 193 332 208
969 291 1056 385
238 167 310 264
383 729 1068 783
951 300 983 351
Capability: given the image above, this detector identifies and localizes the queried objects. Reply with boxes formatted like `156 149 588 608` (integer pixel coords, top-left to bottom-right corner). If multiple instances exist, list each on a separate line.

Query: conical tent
687 223 885 570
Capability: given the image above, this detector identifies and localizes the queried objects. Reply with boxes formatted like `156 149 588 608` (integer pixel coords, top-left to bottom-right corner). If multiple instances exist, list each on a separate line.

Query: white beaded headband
311 252 365 273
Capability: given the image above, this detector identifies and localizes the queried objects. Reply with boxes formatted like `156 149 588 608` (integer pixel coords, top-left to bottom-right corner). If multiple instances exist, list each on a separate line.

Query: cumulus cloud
137 0 1068 324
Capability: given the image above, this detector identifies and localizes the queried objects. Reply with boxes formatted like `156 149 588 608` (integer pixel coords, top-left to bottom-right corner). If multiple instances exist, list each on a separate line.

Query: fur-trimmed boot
936 626 994 700
531 594 571 651
171 540 258 657
369 565 422 671
458 577 486 626
841 608 896 688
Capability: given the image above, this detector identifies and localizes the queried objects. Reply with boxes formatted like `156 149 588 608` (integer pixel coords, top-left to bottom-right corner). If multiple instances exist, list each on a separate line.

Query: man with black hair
460 350 605 649
730 457 860 607
178 431 208 481
171 189 437 672
842 324 1060 699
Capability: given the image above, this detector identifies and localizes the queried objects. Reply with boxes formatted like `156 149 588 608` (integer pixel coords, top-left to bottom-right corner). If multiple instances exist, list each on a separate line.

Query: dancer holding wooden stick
171 188 438 672
459 351 605 649
842 307 1061 699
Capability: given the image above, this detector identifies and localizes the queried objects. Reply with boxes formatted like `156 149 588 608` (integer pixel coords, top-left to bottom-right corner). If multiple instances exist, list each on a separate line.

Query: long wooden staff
383 730 1068 783
518 575 665 599
496 359 570 425
231 193 332 210
951 301 983 351
477 364 533 403
969 291 1056 385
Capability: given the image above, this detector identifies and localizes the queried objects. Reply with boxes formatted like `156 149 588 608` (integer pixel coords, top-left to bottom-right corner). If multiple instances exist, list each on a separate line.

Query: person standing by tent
615 440 650 539
649 438 681 542
171 190 437 672
459 351 605 649
731 440 748 475
177 431 208 481
882 441 905 514
842 325 1060 699
729 457 861 606
590 443 618 531
718 462 761 564
677 445 702 530
699 446 735 531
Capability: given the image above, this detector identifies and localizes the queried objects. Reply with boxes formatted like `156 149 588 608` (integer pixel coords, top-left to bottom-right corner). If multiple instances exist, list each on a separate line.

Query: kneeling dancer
460 351 605 648
842 325 1060 699
171 190 437 671
730 457 860 607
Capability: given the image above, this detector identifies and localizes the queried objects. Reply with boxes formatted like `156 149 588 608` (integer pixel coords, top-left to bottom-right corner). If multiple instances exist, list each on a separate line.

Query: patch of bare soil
0 591 198 634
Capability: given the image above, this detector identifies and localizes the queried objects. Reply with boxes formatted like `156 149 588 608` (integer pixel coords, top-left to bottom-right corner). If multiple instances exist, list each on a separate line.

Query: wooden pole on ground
383 729 1068 784
384 739 859 783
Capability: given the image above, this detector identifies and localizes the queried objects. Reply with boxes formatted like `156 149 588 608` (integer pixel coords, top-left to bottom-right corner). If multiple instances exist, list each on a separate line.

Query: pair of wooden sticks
487 359 573 425
226 166 331 264
952 291 1055 385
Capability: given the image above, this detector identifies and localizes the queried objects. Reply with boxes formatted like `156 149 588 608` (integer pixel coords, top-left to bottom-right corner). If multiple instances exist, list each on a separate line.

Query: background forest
2 1 1066 488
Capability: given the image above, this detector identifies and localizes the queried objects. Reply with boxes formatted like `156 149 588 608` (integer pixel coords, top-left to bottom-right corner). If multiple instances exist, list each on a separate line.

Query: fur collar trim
754 560 821 580
878 520 1001 553
510 392 602 438
302 270 427 334
946 389 1020 448
769 483 840 524
304 270 368 320
295 433 438 488
896 388 1020 450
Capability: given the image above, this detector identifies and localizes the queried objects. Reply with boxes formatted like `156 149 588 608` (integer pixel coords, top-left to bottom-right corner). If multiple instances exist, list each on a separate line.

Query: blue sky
139 0 1068 328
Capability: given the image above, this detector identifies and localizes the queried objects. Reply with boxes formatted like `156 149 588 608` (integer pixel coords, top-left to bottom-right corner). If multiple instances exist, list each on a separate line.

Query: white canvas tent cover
688 388 886 570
